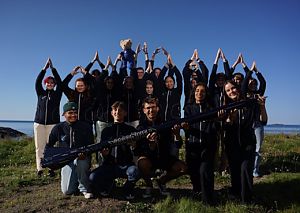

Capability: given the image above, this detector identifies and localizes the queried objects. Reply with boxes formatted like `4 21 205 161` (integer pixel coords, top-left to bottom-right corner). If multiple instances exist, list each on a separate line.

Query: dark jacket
62 73 95 124
183 59 209 107
34 68 62 125
184 102 217 148
101 122 137 166
135 118 173 160
159 65 183 122
47 120 94 148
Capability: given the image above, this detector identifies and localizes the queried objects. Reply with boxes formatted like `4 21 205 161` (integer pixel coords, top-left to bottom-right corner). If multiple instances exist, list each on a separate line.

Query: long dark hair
189 82 210 104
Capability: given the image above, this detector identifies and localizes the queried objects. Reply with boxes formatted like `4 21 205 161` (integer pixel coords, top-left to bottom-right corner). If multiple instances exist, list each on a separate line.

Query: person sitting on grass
46 102 94 199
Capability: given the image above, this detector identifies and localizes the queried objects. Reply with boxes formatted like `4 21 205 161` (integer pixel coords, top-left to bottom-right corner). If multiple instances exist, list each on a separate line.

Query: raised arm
35 58 50 95
251 61 266 96
49 58 62 91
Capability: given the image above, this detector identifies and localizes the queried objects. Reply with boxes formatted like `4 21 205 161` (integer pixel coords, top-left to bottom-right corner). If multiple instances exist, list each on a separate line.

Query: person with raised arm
34 58 62 177
62 66 95 129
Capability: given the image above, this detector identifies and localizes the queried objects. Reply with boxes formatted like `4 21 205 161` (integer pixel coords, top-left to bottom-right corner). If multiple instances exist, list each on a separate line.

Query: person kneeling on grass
89 101 139 200
135 97 187 198
46 102 94 199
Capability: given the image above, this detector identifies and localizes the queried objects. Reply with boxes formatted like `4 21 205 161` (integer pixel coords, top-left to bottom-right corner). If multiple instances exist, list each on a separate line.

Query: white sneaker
142 187 153 198
83 192 93 199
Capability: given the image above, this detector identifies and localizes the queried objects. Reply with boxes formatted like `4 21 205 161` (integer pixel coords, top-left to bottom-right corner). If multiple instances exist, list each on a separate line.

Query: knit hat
63 102 78 114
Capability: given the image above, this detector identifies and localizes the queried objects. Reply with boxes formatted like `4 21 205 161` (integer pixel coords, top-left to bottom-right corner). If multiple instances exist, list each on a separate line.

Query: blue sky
0 0 300 124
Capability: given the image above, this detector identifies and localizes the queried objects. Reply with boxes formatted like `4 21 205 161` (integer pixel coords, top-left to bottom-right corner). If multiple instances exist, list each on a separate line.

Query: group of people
34 44 267 204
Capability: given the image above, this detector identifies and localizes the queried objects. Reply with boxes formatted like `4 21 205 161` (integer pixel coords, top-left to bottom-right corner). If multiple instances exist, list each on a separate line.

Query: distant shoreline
1 120 300 126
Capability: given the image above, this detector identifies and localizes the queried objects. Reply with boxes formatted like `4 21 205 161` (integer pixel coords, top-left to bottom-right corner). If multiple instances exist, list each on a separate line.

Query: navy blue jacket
34 68 62 125
47 120 94 148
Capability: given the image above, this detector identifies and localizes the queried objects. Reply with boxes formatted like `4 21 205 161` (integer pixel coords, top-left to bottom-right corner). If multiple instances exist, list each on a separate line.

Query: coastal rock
0 127 25 139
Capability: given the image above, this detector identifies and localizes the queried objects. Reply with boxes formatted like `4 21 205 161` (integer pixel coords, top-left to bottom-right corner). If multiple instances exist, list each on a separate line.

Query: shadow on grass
254 176 300 210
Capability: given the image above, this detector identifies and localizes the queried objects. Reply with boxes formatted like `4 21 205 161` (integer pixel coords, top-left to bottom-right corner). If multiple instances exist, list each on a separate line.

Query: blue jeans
253 125 264 176
89 164 139 195
61 157 91 195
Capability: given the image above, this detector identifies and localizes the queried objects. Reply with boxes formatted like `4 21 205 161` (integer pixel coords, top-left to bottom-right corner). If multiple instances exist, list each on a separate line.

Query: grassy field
0 134 299 212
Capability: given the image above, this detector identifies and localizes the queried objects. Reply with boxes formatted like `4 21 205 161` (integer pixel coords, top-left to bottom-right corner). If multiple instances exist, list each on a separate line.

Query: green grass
0 134 300 212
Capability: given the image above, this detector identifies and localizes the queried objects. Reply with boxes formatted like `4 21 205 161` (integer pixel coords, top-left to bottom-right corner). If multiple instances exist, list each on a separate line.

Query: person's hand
79 66 88 75
147 132 158 142
78 153 86 160
167 54 174 66
214 48 221 64
162 47 169 56
71 66 80 76
153 47 161 55
256 95 267 106
181 122 189 130
240 53 247 67
250 61 258 73
142 42 148 54
220 49 226 61
136 43 141 54
171 124 181 136
104 56 111 70
232 54 242 68
43 58 51 70
101 148 110 156
191 49 197 60
92 51 99 63
49 58 54 69
217 109 226 119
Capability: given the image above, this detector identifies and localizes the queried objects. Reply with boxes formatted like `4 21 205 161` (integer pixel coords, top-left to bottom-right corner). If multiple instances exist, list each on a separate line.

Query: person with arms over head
46 102 94 199
62 66 95 129
135 97 186 198
34 58 62 177
245 61 268 178
89 101 139 200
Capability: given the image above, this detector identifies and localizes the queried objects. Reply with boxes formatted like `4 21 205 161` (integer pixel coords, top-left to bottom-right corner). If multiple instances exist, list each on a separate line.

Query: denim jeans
253 125 264 176
89 164 139 195
61 157 91 195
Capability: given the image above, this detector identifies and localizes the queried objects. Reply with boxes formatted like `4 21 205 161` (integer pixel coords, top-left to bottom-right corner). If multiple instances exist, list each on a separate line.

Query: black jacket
34 68 62 125
101 122 137 166
62 73 95 124
158 65 183 122
47 120 94 148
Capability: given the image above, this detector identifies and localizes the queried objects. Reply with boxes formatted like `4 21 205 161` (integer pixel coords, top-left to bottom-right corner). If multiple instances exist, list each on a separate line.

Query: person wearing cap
46 102 94 199
34 58 62 177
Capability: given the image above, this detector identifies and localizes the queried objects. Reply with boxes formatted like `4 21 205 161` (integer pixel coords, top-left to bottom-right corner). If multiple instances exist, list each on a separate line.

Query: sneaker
125 193 135 200
82 192 93 199
156 180 170 196
142 187 153 198
48 170 55 177
37 170 43 177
